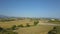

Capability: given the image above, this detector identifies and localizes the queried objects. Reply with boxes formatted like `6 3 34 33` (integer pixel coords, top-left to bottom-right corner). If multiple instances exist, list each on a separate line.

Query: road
38 23 60 26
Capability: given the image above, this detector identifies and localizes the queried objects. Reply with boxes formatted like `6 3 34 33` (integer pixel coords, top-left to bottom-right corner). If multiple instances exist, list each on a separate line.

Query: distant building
51 19 55 21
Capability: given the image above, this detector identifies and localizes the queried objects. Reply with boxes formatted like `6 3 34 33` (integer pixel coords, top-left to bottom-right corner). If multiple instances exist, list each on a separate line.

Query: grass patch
56 26 60 34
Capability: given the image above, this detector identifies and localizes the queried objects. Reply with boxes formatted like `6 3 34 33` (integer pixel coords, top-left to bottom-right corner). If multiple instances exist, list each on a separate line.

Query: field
0 18 60 34
0 19 34 28
16 25 53 34
56 26 60 34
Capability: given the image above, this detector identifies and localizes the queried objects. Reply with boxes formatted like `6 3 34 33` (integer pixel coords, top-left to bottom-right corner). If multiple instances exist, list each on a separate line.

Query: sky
0 0 60 18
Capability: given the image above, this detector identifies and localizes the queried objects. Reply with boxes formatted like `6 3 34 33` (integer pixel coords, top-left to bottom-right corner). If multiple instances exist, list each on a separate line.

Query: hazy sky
0 0 60 18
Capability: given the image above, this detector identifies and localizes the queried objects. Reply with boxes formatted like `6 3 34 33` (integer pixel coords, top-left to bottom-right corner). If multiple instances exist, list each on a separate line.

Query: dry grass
56 26 60 34
16 25 53 34
0 19 34 28
0 19 54 34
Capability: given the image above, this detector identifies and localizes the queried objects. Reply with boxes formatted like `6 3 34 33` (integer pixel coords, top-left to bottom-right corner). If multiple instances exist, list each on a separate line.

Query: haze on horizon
0 0 60 18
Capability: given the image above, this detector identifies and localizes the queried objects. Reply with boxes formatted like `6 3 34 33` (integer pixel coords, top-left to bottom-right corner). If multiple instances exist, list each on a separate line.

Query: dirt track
38 23 60 26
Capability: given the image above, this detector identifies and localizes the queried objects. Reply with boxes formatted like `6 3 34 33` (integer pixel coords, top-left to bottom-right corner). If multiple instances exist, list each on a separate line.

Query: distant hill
0 15 8 18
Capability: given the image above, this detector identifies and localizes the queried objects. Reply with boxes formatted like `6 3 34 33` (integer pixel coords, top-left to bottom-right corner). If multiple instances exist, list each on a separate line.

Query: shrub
11 25 16 30
0 27 4 32
0 27 18 34
26 23 30 27
13 32 18 34
17 24 24 27
34 20 39 25
48 27 57 34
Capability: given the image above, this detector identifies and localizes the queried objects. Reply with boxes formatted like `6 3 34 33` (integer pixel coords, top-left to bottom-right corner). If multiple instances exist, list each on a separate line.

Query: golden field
0 19 59 34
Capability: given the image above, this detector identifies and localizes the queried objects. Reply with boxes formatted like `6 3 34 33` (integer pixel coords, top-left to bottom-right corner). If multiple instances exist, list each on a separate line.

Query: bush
34 20 39 25
0 27 18 34
26 23 30 27
0 27 4 32
13 32 18 34
48 27 57 34
0 18 16 22
17 24 24 27
11 25 16 30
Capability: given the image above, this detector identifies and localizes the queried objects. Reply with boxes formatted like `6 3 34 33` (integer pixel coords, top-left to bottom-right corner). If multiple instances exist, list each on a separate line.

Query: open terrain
0 18 60 34
16 25 54 34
